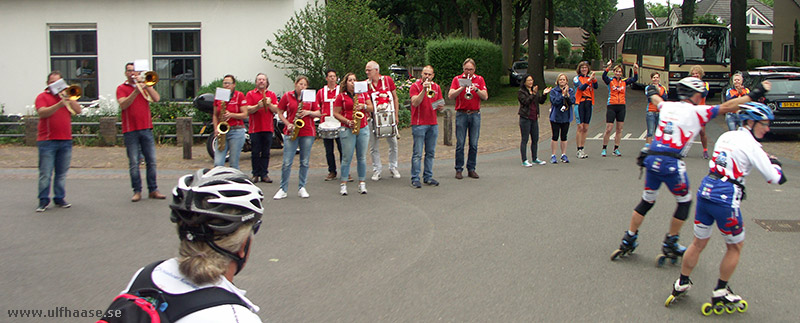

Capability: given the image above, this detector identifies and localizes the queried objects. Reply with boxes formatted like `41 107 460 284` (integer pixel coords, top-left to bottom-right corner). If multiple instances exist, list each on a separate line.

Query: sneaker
703 150 709 159
371 171 381 181
298 187 309 198
273 189 288 200
522 160 534 167
54 200 72 208
35 204 47 212
613 149 622 157
532 159 547 165
411 180 421 188
550 155 558 164
576 150 582 158
339 184 348 196
358 182 368 194
390 168 401 179
578 149 588 159
424 178 440 186
560 154 570 163
601 148 607 157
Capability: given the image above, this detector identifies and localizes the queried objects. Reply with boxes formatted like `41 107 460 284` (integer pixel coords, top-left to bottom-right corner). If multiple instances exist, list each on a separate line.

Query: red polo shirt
278 91 319 137
409 80 442 126
245 89 277 133
117 83 153 133
449 74 486 111
334 92 370 129
316 85 341 117
214 91 247 128
35 91 72 141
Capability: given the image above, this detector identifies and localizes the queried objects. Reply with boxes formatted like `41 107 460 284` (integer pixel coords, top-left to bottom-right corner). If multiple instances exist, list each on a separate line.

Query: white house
0 0 314 115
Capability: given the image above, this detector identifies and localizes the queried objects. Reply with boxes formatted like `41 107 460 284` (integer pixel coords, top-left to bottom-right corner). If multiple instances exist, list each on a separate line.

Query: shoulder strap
127 260 250 322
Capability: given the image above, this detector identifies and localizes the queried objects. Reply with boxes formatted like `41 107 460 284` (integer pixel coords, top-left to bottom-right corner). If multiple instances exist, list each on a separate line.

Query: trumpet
61 85 82 115
216 102 229 151
425 78 436 99
133 71 159 102
290 98 305 141
464 74 473 100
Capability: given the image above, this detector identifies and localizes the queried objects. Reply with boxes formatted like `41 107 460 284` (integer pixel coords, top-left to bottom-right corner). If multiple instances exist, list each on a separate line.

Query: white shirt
708 127 784 185
651 101 719 157
123 258 262 323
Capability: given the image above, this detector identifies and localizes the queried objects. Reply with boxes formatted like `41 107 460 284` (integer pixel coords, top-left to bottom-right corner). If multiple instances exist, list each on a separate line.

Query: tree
645 3 675 17
731 0 747 73
512 0 531 61
547 0 555 69
528 0 545 88
795 19 800 62
557 38 572 58
633 0 648 30
582 32 602 61
695 13 723 25
758 0 773 6
502 0 513 70
552 0 616 35
261 2 327 88
681 0 695 24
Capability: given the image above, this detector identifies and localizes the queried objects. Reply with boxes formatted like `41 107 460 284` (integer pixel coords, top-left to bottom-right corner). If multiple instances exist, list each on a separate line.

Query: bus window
671 27 730 65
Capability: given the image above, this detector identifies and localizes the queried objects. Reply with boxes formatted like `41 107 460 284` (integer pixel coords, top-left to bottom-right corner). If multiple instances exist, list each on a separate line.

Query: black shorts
606 104 626 123
550 121 569 141
576 101 592 124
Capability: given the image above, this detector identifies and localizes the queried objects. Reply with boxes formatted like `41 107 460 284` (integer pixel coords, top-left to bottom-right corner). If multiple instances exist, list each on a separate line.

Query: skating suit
641 102 719 201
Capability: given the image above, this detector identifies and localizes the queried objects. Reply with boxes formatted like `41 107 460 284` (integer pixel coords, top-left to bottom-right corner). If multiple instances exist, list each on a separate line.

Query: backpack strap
127 260 250 322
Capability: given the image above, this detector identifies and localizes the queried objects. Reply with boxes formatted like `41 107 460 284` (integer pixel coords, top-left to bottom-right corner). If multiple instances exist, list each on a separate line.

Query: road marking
587 132 699 143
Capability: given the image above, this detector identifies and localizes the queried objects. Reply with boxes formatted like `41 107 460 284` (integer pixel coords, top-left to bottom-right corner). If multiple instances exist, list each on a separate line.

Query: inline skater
610 77 771 264
665 103 786 315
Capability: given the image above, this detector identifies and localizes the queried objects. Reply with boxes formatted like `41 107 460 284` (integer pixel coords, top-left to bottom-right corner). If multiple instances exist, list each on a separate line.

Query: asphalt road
2 71 799 322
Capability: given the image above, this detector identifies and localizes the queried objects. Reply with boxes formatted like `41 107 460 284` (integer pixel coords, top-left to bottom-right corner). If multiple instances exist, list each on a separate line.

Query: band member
34 71 82 212
448 58 488 179
273 76 322 200
316 69 344 181
573 61 597 159
409 65 444 188
243 73 278 183
117 62 165 202
333 73 375 195
601 60 638 157
691 65 711 159
644 72 667 146
724 73 749 131
365 61 400 181
213 75 248 170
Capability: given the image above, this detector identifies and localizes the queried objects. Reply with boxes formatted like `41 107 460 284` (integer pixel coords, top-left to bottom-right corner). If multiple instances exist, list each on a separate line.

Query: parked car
389 64 411 81
508 61 528 86
754 66 800 73
737 71 800 134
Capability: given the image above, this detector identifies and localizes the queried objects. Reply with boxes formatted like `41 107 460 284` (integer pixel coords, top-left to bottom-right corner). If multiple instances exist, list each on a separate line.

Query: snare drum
317 125 340 139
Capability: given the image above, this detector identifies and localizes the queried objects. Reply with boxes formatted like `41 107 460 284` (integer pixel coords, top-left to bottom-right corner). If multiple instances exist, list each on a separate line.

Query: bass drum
371 104 396 138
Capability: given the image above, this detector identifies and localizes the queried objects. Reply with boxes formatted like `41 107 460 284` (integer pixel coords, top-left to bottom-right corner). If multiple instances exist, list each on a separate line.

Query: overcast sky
617 0 672 10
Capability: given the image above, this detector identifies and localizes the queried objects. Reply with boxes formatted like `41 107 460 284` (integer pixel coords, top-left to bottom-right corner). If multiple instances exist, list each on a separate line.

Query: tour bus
621 25 731 100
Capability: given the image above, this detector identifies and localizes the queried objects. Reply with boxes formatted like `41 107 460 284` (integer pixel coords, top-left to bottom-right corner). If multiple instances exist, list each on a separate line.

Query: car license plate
783 102 800 108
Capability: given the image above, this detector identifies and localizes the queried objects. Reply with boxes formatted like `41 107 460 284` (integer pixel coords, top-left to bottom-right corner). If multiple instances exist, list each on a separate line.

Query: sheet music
133 59 150 72
215 88 232 101
48 79 67 95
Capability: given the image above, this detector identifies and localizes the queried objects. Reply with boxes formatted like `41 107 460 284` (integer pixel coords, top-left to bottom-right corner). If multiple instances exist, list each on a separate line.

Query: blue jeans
725 113 740 131
411 125 438 182
214 127 246 169
280 135 314 192
124 129 158 193
455 111 481 172
339 126 370 182
646 112 659 138
37 140 72 205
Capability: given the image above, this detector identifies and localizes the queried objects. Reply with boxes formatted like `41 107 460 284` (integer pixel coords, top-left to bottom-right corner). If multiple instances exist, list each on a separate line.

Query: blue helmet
737 102 774 121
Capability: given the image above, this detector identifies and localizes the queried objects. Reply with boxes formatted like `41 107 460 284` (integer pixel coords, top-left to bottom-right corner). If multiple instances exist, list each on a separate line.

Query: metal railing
0 121 210 138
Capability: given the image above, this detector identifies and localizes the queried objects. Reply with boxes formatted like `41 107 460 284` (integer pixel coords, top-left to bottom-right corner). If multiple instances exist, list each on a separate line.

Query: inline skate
610 231 638 260
656 234 686 266
701 286 748 315
665 278 692 307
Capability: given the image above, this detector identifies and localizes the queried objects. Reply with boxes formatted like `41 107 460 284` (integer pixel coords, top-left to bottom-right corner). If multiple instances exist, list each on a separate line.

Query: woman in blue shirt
549 73 575 164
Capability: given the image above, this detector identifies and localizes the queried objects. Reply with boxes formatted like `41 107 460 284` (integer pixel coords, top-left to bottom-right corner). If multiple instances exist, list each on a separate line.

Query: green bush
582 33 602 61
397 108 411 129
198 78 256 96
557 38 572 58
426 37 502 97
769 61 800 67
568 51 583 66
746 58 769 70
555 56 566 66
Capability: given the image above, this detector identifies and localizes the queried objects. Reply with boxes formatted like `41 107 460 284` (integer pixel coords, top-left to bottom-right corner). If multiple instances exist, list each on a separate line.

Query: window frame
151 24 201 102
48 25 99 102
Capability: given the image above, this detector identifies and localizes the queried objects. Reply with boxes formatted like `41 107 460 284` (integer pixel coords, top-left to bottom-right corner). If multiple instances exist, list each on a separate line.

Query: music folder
215 88 232 101
458 78 472 88
48 79 67 95
133 59 150 72
354 81 368 94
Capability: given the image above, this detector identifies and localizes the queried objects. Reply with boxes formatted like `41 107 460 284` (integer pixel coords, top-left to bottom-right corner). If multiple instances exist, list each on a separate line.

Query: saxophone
216 101 229 151
290 94 305 141
351 92 364 135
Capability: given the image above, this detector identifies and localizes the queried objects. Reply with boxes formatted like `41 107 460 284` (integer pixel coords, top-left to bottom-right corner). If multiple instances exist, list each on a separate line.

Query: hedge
426 38 502 97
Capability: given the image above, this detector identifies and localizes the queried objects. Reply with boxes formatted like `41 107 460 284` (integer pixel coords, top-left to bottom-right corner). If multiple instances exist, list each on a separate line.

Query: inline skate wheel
611 249 624 261
725 303 736 314
656 254 667 267
701 303 713 316
713 302 725 315
670 257 679 265
665 295 675 307
737 300 748 313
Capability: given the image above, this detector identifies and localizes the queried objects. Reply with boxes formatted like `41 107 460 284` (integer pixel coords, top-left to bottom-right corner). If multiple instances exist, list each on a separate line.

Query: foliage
795 20 800 62
394 78 415 107
553 0 617 35
556 38 572 58
645 2 678 17
399 37 428 68
582 33 602 61
769 61 800 67
757 0 773 7
262 1 327 89
567 51 583 66
555 56 566 66
426 37 503 97
746 58 769 70
695 14 724 25
397 108 411 129
198 78 256 97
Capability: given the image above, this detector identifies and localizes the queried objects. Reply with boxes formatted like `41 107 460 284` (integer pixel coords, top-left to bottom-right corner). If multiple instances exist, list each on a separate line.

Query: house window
762 42 772 62
152 26 200 101
747 12 767 26
784 44 795 62
49 26 98 100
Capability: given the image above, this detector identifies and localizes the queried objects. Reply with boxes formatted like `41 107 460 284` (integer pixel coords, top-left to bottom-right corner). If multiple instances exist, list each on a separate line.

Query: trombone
133 71 159 102
61 85 82 115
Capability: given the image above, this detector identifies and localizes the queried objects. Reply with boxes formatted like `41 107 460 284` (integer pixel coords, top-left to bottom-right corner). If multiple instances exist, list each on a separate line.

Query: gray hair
367 61 380 73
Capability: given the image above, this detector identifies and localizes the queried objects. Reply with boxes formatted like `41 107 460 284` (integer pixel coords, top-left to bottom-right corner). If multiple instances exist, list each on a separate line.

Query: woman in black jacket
517 74 552 167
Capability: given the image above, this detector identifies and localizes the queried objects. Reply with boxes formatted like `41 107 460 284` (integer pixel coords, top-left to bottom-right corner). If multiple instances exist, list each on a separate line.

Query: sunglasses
252 219 262 235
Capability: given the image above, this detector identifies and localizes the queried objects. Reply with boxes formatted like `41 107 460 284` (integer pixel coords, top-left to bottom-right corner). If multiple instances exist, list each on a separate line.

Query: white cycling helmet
676 77 707 100
170 167 263 238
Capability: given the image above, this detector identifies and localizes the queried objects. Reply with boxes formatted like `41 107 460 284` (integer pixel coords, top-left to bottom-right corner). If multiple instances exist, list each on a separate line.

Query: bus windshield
671 27 730 66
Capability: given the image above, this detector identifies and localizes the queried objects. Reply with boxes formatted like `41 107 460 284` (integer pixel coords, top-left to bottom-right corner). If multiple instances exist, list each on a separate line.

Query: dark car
508 61 528 86
389 64 411 81
738 71 800 134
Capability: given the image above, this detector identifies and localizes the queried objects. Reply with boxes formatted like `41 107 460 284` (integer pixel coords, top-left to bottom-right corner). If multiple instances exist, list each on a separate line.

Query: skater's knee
634 199 654 216
673 201 692 221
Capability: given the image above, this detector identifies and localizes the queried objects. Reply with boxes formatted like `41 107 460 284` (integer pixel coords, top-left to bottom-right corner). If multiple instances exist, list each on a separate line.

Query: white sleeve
750 145 783 184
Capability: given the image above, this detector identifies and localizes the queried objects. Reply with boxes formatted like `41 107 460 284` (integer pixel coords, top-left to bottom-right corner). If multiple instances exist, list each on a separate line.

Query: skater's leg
719 241 744 281
629 211 645 233
681 236 709 277
669 217 686 236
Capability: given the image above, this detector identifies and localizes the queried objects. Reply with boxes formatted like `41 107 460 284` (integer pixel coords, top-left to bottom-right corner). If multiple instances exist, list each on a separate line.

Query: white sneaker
358 182 368 194
298 187 309 198
371 170 381 181
522 160 533 167
339 184 348 196
273 189 287 200
390 168 401 179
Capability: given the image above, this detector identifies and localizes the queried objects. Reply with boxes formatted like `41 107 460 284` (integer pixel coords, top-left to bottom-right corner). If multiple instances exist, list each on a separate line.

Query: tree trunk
529 0 546 89
470 11 480 38
513 8 522 61
502 0 513 70
681 0 695 24
547 0 555 69
731 0 747 72
633 0 648 30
